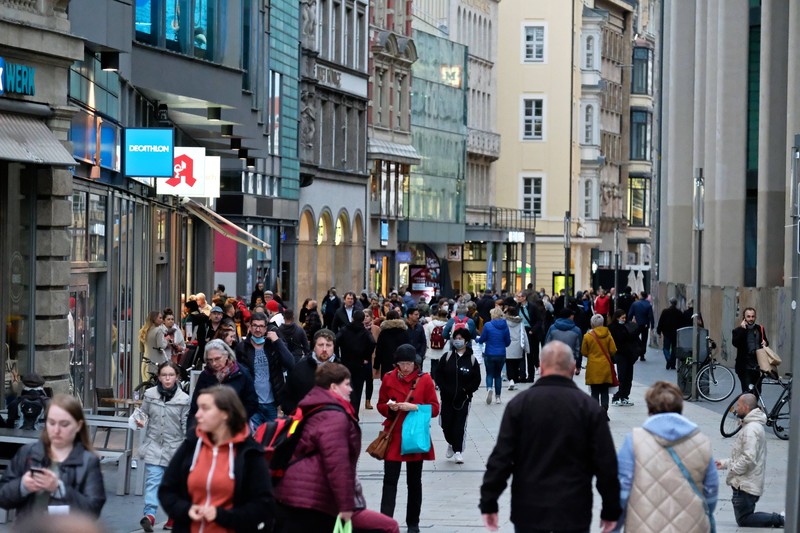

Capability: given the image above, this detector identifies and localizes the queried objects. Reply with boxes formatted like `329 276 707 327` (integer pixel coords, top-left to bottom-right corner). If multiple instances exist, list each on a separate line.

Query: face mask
618 320 625 324
251 336 266 345
452 339 466 350
442 305 449 312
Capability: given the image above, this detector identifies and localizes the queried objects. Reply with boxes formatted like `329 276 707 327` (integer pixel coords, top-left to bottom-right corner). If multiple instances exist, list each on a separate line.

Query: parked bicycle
676 336 736 402
720 370 792 440
135 356 190 395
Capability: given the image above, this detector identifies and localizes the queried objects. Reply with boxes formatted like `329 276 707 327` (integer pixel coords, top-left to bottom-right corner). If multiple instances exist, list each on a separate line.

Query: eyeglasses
250 324 267 330
207 356 227 364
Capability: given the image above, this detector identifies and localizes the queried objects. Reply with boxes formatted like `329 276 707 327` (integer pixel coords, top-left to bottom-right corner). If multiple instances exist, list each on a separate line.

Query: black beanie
394 344 417 364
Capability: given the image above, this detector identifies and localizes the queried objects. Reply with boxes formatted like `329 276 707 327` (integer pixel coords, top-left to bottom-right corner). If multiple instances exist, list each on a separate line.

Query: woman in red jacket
275 364 399 533
378 344 440 533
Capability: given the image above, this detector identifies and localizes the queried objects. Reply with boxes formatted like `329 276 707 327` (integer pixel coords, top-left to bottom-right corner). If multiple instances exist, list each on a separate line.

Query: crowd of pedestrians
0 283 786 532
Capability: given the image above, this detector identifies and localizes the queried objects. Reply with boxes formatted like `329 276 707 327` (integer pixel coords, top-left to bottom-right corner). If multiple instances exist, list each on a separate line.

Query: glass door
69 285 95 406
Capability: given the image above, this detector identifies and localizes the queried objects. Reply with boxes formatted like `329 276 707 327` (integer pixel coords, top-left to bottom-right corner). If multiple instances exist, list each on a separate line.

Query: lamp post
564 211 572 306
787 137 800 532
691 168 704 401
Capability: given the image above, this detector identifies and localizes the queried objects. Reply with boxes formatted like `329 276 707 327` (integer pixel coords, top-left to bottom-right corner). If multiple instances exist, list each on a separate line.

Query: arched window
585 36 595 69
584 105 594 144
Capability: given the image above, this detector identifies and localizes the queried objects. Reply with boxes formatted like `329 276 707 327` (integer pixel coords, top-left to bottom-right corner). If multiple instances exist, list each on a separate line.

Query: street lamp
691 168 704 400
564 211 571 306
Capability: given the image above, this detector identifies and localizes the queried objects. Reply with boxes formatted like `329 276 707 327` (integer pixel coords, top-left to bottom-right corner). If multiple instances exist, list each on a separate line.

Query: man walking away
544 308 583 375
656 297 684 369
627 292 654 362
479 341 620 533
716 393 784 528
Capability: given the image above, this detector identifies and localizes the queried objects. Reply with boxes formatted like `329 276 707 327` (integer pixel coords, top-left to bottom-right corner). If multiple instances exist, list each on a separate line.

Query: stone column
661 0 696 284
784 3 800 279
757 0 789 287
698 0 717 281
710 0 748 287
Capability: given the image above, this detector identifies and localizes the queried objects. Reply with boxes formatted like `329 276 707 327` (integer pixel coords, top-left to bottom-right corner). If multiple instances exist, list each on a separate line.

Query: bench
86 415 134 496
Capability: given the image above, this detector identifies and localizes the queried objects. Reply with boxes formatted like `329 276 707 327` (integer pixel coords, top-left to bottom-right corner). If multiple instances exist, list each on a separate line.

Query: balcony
466 206 537 231
467 128 501 160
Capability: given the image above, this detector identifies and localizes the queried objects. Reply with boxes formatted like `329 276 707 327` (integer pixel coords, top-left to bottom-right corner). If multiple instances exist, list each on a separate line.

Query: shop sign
124 128 174 177
0 57 36 97
156 148 220 198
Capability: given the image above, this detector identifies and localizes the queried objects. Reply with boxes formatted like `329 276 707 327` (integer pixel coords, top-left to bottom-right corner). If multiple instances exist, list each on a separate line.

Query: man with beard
732 307 768 394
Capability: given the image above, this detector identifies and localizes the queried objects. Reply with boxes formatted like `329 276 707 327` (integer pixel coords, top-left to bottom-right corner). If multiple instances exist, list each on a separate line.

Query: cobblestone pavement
4 347 787 533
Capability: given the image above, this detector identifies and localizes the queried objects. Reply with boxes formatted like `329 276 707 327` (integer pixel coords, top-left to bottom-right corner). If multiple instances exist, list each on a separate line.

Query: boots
365 400 373 410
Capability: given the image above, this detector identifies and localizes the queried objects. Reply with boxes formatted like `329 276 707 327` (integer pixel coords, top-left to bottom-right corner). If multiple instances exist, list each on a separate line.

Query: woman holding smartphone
0 394 106 518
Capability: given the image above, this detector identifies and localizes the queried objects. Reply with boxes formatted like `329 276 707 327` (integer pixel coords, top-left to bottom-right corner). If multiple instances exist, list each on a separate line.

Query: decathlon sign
124 128 174 177
0 57 36 97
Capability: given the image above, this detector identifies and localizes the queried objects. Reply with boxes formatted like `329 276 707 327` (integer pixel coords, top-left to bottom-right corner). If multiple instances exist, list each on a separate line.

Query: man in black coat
322 288 341 329
303 300 323 342
405 307 427 366
480 340 621 533
283 329 339 414
235 312 295 424
331 291 358 334
732 307 768 393
335 310 376 416
656 297 684 370
476 290 496 326
278 309 310 362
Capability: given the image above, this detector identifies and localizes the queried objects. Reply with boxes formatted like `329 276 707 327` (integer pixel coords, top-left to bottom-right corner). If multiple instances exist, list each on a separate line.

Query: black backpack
18 395 47 430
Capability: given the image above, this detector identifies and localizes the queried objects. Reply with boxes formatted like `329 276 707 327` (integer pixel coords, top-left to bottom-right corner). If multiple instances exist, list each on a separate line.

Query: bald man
480 341 620 533
716 393 784 528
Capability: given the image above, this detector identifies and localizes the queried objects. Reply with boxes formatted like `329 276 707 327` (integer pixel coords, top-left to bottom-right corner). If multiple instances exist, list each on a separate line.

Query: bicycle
720 371 792 440
676 337 736 402
134 356 191 396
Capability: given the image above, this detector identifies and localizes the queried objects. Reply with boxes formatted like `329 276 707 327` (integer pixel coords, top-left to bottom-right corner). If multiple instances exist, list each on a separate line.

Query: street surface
1 346 787 532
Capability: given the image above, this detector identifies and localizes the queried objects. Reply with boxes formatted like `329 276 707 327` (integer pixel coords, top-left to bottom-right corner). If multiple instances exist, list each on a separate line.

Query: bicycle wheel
697 362 736 402
773 394 791 440
677 362 692 400
720 394 744 437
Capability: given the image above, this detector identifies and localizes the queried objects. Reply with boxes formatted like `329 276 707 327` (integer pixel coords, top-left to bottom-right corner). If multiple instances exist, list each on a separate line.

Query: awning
0 113 76 166
367 138 422 165
183 199 272 259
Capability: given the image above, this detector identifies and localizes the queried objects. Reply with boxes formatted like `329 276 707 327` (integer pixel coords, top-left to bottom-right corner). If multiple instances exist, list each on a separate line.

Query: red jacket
377 368 440 462
274 386 361 516
594 295 611 316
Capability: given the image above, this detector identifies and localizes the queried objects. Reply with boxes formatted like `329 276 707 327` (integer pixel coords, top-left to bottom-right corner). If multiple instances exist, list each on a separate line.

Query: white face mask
452 339 466 350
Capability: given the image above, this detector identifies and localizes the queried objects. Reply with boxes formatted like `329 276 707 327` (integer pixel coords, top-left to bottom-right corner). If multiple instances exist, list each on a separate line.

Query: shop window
585 35 595 69
88 194 107 262
71 192 88 263
628 177 650 227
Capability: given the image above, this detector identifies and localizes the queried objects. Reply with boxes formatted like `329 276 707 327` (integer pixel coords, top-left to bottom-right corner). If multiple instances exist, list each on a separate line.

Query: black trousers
590 384 610 409
364 362 374 402
349 364 367 417
440 399 470 453
276 503 336 532
613 353 635 401
737 368 762 394
505 359 523 383
381 460 423 527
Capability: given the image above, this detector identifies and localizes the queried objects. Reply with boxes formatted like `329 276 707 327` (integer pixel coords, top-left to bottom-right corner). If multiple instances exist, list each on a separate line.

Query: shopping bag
333 516 352 533
401 404 432 455
755 347 781 378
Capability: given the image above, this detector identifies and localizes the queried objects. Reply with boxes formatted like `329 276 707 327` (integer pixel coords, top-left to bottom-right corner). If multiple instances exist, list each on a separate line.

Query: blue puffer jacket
478 318 511 357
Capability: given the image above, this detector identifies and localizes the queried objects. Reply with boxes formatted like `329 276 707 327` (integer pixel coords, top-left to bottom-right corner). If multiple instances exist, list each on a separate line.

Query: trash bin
675 326 709 397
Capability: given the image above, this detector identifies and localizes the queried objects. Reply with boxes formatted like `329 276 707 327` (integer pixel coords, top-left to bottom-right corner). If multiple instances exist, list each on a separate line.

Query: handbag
401 404 432 455
591 331 619 387
755 326 781 377
365 376 419 460
333 516 352 533
666 446 716 533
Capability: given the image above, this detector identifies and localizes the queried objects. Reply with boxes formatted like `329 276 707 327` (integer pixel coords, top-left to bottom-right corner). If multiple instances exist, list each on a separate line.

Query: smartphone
29 467 45 476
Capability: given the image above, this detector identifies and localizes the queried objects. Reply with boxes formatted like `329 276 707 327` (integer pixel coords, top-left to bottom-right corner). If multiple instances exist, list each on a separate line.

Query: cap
22 373 45 388
266 300 280 313
210 306 224 314
394 344 417 364
265 290 274 296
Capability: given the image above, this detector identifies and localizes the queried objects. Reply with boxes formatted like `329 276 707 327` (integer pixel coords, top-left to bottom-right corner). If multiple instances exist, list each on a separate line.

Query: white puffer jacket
719 408 768 496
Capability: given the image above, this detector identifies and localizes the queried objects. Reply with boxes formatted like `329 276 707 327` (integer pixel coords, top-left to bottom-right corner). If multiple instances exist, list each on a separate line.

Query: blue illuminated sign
0 57 37 97
124 128 174 177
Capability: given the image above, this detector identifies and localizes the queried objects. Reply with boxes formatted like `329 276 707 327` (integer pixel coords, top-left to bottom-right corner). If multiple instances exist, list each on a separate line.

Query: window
631 47 652 95
582 178 596 219
630 110 651 160
585 35 594 69
521 176 542 217
522 98 544 140
523 25 545 62
135 0 221 62
628 177 650 226
268 71 282 156
584 105 594 144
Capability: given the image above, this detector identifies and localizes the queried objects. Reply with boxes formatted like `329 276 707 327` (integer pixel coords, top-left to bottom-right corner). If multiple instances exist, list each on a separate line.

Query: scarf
208 359 238 383
311 352 335 365
157 381 179 403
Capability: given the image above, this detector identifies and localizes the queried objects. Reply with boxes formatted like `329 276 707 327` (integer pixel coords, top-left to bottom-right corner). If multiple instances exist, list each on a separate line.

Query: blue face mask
251 335 266 345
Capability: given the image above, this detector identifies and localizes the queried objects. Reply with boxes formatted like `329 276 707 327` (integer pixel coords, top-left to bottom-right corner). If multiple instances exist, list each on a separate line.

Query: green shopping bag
400 404 432 454
333 516 352 533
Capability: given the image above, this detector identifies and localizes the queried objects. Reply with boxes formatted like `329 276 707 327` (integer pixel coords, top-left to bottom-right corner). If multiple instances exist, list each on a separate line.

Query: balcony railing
466 205 537 232
467 128 501 160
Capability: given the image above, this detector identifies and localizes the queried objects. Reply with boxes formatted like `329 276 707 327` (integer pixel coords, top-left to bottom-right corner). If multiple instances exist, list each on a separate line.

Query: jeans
484 357 505 396
143 463 166 517
732 488 784 527
381 460 423 527
250 402 279 429
662 335 675 365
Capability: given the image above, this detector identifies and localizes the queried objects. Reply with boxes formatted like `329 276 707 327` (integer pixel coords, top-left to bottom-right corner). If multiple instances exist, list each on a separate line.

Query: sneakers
486 389 494 404
140 515 155 533
164 518 174 530
612 399 635 407
495 396 502 404
508 380 516 391
612 399 623 407
454 452 464 464
445 444 455 458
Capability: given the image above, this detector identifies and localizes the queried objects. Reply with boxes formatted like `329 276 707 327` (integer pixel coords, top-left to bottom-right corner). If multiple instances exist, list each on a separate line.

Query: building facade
367 0 420 296
297 0 370 305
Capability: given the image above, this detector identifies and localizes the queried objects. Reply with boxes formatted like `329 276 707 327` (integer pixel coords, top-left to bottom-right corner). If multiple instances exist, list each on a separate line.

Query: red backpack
430 324 446 350
254 403 346 485
453 315 470 333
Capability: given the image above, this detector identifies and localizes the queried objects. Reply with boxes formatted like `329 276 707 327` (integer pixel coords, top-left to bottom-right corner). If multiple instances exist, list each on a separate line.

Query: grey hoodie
505 316 528 360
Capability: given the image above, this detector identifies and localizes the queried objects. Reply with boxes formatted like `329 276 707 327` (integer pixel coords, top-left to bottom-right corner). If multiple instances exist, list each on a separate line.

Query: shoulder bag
365 376 419 460
666 446 716 533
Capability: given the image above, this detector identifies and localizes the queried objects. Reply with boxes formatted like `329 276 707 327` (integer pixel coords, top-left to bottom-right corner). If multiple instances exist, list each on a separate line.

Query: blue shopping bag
401 404 432 455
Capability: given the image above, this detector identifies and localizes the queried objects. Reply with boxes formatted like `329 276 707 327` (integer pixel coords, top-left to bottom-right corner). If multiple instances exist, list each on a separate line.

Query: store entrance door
69 275 98 407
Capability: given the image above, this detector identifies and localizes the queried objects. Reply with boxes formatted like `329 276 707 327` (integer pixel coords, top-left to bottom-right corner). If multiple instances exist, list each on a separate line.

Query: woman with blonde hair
0 394 106 517
140 310 168 366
